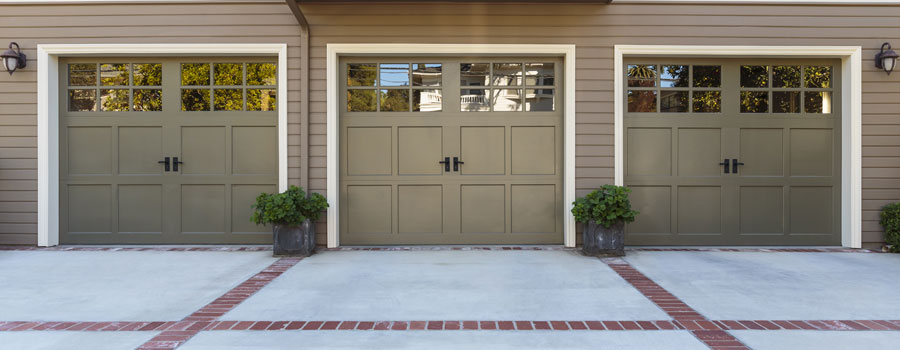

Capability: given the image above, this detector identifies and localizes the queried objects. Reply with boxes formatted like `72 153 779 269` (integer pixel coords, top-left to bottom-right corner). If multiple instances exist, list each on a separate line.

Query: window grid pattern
180 62 277 112
740 65 833 114
346 63 443 112
67 63 162 112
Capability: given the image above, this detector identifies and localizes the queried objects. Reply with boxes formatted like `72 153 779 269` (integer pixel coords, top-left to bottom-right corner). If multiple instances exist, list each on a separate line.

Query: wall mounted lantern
1 42 27 76
875 42 899 76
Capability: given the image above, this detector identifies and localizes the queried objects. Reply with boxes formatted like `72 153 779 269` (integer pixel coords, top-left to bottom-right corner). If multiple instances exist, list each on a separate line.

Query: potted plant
571 184 638 257
251 185 328 257
879 202 900 253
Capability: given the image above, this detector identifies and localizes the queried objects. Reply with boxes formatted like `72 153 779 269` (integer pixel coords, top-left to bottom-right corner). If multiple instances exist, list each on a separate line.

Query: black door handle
173 157 184 172
453 157 464 172
732 159 744 174
719 158 730 174
438 157 450 172
158 157 170 172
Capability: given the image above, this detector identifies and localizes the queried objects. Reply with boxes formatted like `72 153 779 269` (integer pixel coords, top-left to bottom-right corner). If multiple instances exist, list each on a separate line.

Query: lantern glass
2 56 16 73
883 56 896 74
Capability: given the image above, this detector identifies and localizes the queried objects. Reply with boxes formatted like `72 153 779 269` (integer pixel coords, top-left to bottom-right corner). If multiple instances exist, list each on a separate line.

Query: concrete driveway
0 246 897 350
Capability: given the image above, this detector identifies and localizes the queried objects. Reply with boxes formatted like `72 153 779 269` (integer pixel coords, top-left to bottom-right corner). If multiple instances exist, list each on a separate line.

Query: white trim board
326 44 578 248
613 45 863 248
36 43 289 247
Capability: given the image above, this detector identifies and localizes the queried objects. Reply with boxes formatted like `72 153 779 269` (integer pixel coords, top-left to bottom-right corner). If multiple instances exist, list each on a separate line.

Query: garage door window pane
628 90 657 112
214 63 243 86
773 66 801 88
134 64 162 86
692 65 721 88
525 89 554 111
493 89 522 111
134 89 162 112
460 63 490 86
182 63 210 86
347 90 376 112
412 64 442 87
348 64 376 86
628 65 656 87
525 63 554 86
248 89 277 111
214 89 243 111
100 89 129 111
461 88 489 111
380 89 410 112
773 91 800 113
69 64 97 86
804 91 832 114
660 65 688 88
805 66 831 88
100 64 129 86
182 89 210 111
692 91 721 113
493 63 522 86
380 64 410 87
247 63 277 86
69 89 97 111
740 91 768 113
740 65 768 88
660 90 688 112
413 89 442 112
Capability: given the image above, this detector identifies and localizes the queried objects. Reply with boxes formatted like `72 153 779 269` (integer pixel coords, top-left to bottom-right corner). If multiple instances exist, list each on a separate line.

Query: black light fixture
875 42 899 76
1 42 27 76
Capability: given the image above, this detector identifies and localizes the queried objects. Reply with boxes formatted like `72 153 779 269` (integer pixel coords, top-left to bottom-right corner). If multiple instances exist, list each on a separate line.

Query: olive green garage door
624 59 841 246
59 58 278 244
340 58 564 245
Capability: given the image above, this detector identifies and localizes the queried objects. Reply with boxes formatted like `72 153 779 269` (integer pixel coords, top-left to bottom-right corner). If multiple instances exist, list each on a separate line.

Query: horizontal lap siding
302 2 899 248
0 1 302 245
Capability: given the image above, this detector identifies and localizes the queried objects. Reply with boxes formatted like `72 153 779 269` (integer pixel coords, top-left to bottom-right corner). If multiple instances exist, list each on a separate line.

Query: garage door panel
511 184 556 233
398 127 443 175
232 127 277 175
460 185 505 233
398 185 443 233
181 127 226 175
790 186 833 234
232 184 276 233
68 127 112 175
678 128 721 177
739 186 784 234
511 126 555 175
790 129 833 177
67 185 112 233
180 185 226 234
677 186 722 234
347 127 392 176
119 127 163 175
740 129 784 177
347 185 392 234
460 126 505 175
118 184 163 233
627 128 671 177
626 186 671 235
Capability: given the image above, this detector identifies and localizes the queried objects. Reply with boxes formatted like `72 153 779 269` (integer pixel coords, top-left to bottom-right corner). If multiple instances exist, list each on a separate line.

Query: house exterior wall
0 1 897 248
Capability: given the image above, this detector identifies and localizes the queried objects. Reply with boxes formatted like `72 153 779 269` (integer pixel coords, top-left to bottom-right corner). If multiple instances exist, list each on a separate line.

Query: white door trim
36 43 289 246
613 45 863 248
326 44 578 248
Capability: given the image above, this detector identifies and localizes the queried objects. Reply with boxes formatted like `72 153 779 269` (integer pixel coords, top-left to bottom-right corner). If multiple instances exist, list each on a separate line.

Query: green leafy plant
571 185 639 228
879 202 900 252
251 185 328 226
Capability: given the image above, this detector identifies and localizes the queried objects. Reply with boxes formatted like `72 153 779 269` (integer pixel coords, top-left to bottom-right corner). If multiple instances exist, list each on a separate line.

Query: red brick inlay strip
2 319 899 333
0 246 272 252
628 247 880 253
135 257 302 350
602 258 751 350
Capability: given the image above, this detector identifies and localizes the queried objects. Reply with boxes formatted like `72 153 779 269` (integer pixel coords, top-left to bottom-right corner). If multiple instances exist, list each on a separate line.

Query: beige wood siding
300 2 900 248
0 1 302 245
2 1 899 248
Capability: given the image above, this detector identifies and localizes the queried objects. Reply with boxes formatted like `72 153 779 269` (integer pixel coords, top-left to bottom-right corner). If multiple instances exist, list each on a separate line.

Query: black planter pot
582 220 625 257
273 219 315 257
